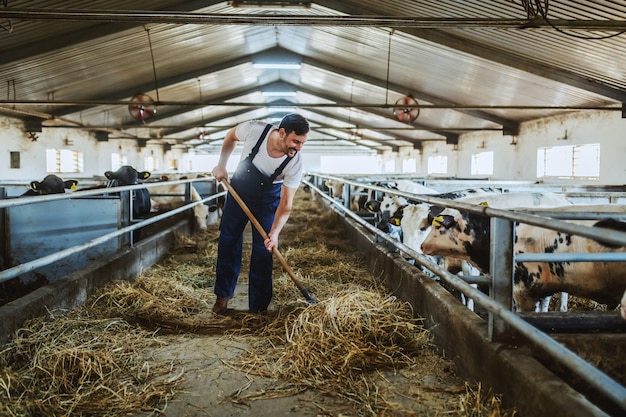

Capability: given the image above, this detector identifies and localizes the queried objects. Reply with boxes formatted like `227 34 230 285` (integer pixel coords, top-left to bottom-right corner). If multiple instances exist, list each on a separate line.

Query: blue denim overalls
215 124 293 313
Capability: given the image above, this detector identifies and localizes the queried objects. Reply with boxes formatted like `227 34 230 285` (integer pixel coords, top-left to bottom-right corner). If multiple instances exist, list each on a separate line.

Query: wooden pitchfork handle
221 179 317 303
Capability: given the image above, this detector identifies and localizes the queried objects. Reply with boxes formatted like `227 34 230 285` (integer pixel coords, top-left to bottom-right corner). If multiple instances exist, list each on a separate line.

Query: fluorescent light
253 63 301 69
262 91 297 97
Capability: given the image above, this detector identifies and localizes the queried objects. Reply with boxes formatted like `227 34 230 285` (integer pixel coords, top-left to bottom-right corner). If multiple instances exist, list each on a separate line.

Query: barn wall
1 110 624 185
418 110 624 185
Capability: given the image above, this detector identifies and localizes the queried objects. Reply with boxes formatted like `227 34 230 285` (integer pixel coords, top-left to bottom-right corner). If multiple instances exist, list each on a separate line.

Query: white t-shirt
235 120 303 189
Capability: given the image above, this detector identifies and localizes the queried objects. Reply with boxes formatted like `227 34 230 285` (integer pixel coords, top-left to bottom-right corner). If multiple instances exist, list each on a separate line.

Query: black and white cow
22 175 78 196
104 166 152 218
371 191 574 312
421 205 626 312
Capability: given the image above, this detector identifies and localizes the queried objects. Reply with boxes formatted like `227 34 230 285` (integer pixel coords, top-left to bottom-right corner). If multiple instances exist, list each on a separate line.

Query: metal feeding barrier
0 178 226 284
303 173 626 414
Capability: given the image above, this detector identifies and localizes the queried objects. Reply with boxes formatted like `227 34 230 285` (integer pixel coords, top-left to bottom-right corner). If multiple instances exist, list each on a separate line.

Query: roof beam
301 54 519 133
0 1 224 67
314 0 626 103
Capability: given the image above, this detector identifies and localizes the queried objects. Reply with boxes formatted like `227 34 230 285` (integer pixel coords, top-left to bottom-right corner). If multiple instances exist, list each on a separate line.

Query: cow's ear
30 180 40 191
65 180 79 190
104 171 113 179
140 171 151 180
366 201 380 212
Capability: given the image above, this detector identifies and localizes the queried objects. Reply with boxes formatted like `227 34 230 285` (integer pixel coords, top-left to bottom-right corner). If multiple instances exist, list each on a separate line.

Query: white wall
1 110 624 185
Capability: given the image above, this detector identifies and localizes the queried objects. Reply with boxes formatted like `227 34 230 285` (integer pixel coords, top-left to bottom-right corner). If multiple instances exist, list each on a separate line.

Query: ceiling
1 1 625 154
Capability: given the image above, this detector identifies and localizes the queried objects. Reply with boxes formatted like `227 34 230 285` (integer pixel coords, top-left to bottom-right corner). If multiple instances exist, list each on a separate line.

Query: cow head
105 165 151 186
25 175 78 196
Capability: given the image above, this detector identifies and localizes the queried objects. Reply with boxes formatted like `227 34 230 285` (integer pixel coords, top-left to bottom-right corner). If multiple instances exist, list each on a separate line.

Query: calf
22 175 78 196
149 179 212 231
104 166 152 218
421 207 626 312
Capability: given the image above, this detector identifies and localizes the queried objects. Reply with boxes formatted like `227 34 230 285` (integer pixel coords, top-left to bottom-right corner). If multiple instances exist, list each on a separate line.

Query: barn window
111 153 128 170
144 156 160 172
536 143 600 179
46 149 83 173
10 151 20 168
168 158 179 171
402 158 417 173
427 155 447 175
471 151 494 176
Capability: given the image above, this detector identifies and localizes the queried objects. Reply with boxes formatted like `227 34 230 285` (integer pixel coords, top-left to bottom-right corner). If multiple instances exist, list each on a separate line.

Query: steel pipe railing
303 175 626 413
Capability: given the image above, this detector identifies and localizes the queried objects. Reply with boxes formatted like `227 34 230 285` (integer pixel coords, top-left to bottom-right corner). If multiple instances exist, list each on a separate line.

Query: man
211 113 310 314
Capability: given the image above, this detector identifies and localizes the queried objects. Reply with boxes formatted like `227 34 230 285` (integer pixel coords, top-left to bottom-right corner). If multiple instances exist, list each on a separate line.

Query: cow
365 187 501 311
323 179 371 212
149 176 215 231
373 191 573 312
420 206 626 312
21 174 78 196
104 165 152 218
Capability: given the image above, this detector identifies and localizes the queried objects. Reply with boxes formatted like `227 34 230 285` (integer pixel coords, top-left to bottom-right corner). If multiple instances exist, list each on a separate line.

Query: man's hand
212 166 228 182
264 233 279 252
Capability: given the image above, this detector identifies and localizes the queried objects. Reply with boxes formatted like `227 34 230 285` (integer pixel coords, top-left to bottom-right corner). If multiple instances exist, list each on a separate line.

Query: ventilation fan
128 93 157 122
393 95 420 124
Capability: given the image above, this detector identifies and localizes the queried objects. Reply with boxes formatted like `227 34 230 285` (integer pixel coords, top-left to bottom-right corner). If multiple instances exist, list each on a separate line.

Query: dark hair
279 113 309 136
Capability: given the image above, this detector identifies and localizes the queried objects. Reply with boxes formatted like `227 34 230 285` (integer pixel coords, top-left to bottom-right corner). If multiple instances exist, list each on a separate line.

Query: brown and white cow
149 175 216 231
421 206 626 312
151 184 210 231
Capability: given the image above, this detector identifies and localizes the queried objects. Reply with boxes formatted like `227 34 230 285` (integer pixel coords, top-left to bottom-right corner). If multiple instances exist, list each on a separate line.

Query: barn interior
1 2 626 417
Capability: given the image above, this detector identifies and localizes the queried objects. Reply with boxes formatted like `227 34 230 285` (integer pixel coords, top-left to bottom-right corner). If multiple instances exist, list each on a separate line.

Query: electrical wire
518 0 626 40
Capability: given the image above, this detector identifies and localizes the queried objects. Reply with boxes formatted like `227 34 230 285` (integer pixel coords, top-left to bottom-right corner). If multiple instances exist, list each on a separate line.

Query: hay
0 187 516 417
0 310 180 417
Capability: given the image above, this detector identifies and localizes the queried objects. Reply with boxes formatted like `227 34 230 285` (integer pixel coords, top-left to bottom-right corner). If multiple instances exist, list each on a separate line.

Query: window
111 153 128 170
46 149 83 173
402 158 417 173
537 143 600 179
144 156 160 172
471 151 494 176
383 159 395 173
168 158 179 171
10 151 20 168
427 155 447 175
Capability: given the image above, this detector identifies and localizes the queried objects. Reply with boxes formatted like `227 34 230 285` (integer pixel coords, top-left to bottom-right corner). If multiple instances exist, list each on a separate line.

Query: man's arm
211 127 239 181
265 185 298 252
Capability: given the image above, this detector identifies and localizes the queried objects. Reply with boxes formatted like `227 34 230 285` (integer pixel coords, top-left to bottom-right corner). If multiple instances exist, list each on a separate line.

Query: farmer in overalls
211 114 309 314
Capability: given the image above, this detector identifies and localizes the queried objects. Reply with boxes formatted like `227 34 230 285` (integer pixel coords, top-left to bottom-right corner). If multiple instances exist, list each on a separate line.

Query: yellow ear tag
392 218 401 226
432 215 444 227
71 183 77 191
480 201 489 207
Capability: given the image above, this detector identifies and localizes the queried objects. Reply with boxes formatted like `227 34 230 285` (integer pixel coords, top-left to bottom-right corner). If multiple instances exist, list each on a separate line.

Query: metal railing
0 178 226 284
303 173 626 413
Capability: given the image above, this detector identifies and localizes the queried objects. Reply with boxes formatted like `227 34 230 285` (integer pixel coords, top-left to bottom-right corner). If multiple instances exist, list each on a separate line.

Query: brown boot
212 297 230 315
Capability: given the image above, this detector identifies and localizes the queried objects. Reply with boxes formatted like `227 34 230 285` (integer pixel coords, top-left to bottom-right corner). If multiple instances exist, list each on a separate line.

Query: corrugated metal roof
1 0 624 153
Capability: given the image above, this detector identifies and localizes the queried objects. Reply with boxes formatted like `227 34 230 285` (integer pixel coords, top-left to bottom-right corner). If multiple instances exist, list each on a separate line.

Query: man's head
279 113 309 156
279 113 309 136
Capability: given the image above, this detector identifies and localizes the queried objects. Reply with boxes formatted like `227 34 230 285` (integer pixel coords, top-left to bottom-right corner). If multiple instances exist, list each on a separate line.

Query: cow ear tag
71 182 77 191
432 215 444 227
392 217 401 226
480 201 489 207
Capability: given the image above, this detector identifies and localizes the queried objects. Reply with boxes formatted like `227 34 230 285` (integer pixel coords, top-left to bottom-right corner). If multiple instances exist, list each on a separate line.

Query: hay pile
0 311 179 416
0 187 516 417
